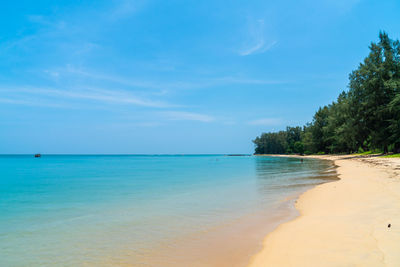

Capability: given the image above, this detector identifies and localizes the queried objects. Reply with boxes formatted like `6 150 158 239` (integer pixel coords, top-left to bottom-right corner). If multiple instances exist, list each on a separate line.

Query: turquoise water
0 155 336 266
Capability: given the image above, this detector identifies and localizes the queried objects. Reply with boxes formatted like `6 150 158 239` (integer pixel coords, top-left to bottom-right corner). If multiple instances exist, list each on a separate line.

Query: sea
0 155 337 266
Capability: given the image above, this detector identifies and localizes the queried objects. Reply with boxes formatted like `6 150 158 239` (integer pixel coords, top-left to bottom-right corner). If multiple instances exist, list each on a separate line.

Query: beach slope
248 155 400 267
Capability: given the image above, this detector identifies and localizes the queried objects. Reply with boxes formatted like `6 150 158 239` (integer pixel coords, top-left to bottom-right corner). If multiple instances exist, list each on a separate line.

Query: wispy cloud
27 14 66 29
48 65 286 92
0 86 175 108
239 19 277 56
0 97 67 108
214 76 283 85
1 1 141 56
248 118 282 126
162 111 215 122
324 0 361 13
109 0 142 20
47 88 173 108
62 66 173 90
240 40 277 56
130 121 163 127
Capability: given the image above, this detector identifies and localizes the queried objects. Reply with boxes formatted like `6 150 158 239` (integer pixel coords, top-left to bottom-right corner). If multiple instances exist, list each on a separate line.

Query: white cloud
215 76 283 85
248 118 282 126
239 19 277 56
0 86 175 108
48 88 172 108
324 0 361 12
162 111 215 122
0 97 66 108
240 40 277 56
62 66 173 90
133 122 162 127
50 66 285 92
108 0 146 20
43 70 60 78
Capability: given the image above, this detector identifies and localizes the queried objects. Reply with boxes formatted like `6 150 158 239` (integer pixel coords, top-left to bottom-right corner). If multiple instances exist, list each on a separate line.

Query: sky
0 0 399 154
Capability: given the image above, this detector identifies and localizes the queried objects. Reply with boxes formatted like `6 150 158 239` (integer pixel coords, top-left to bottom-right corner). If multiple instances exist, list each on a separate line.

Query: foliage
253 32 400 155
353 150 383 156
381 154 400 158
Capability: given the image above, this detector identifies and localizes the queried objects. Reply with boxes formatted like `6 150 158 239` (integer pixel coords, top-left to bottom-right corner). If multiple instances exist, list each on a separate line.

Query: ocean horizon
0 155 337 266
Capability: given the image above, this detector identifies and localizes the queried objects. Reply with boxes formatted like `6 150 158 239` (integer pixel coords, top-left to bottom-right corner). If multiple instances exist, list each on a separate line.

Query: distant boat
34 154 41 158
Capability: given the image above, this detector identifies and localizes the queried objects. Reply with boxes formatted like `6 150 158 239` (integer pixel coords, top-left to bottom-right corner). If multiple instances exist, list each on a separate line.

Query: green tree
348 32 400 152
310 106 330 153
293 141 304 155
389 94 400 152
253 32 400 155
286 126 302 153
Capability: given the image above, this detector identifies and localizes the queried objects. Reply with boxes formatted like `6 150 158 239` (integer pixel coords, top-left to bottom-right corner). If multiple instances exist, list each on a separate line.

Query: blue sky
1 0 399 154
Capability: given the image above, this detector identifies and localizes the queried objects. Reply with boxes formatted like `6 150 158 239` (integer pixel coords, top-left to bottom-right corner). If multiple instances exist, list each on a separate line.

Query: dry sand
248 155 400 267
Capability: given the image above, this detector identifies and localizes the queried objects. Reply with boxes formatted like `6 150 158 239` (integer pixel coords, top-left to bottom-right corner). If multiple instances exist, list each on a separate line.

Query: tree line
253 32 400 155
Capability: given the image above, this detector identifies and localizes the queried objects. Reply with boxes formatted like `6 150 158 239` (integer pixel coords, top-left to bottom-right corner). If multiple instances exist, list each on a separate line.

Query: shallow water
0 155 336 266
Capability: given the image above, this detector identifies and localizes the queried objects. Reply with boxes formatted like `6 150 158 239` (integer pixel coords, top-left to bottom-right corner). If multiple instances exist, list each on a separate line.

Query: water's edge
246 156 339 267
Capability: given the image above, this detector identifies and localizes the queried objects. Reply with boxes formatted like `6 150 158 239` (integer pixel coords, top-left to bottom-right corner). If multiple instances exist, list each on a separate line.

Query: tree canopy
253 32 400 155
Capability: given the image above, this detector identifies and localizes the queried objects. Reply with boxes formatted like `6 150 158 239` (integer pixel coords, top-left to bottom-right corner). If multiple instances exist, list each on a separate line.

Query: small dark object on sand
388 224 391 228
34 154 41 158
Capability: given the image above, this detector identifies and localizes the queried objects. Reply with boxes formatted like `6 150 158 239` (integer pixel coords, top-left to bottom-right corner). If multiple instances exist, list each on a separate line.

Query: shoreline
146 157 336 267
247 154 400 267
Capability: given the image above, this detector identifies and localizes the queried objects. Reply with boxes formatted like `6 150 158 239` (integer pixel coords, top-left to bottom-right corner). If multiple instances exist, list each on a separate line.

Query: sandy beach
248 155 400 267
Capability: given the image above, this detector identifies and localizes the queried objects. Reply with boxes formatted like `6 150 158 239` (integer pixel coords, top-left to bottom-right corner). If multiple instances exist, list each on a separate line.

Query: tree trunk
384 145 388 154
394 143 400 154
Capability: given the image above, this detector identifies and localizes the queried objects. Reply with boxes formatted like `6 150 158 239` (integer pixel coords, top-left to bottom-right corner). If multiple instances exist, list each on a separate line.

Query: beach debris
388 223 391 228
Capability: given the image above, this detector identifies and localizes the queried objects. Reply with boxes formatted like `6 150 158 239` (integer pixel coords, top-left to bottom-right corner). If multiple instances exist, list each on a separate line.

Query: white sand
248 155 400 267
